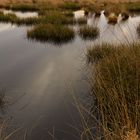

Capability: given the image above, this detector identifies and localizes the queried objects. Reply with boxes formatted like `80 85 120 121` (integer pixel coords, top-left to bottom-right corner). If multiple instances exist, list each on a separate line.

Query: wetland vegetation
79 26 99 40
87 43 140 139
27 24 75 43
0 0 140 139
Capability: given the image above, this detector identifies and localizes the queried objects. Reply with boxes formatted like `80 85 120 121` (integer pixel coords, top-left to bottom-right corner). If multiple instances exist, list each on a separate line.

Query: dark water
0 10 139 140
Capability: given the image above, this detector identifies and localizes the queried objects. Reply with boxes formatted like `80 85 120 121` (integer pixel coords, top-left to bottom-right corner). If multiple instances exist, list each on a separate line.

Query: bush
27 24 75 44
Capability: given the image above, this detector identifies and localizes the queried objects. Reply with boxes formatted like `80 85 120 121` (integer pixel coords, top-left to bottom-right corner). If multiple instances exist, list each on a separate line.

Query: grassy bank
0 11 75 25
87 43 140 139
27 24 75 44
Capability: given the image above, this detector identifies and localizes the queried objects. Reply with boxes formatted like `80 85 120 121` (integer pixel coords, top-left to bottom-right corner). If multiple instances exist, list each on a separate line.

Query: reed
87 43 140 139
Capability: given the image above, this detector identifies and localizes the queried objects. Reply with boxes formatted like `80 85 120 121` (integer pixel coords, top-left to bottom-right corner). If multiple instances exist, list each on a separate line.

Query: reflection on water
0 11 139 140
0 23 15 32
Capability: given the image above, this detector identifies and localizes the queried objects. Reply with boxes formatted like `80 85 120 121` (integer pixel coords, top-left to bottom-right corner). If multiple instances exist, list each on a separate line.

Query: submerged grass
87 43 140 139
27 24 75 44
79 26 99 40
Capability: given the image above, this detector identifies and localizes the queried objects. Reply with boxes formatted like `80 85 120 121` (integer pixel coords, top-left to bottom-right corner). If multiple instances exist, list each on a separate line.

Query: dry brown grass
87 43 140 140
0 0 139 5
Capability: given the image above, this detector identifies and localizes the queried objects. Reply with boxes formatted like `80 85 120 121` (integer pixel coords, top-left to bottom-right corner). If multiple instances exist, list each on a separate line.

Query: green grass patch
0 11 75 26
11 4 39 12
79 26 99 40
0 12 17 23
88 43 140 139
75 17 87 25
27 24 75 44
15 17 41 25
59 2 81 10
41 11 74 25
127 3 140 12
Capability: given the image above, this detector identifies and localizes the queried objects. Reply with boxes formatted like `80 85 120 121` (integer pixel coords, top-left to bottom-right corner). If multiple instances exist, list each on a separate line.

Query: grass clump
15 17 41 25
27 24 75 44
79 26 99 40
41 11 74 25
137 24 140 37
127 3 140 12
121 12 129 21
75 17 87 25
11 4 39 12
88 43 140 139
63 11 74 17
0 89 6 110
108 13 118 24
60 2 81 10
0 12 17 23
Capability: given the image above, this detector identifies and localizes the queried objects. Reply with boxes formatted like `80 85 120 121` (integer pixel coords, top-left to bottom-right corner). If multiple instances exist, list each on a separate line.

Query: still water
0 10 139 140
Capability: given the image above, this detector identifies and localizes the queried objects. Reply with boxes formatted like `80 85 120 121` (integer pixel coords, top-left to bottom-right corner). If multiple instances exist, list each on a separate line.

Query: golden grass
87 43 140 140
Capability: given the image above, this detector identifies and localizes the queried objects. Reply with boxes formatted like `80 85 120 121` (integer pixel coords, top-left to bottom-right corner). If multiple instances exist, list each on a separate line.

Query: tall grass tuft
75 17 87 25
87 43 140 139
0 88 6 110
108 13 118 24
79 26 99 40
27 24 75 44
137 24 140 37
0 12 17 23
